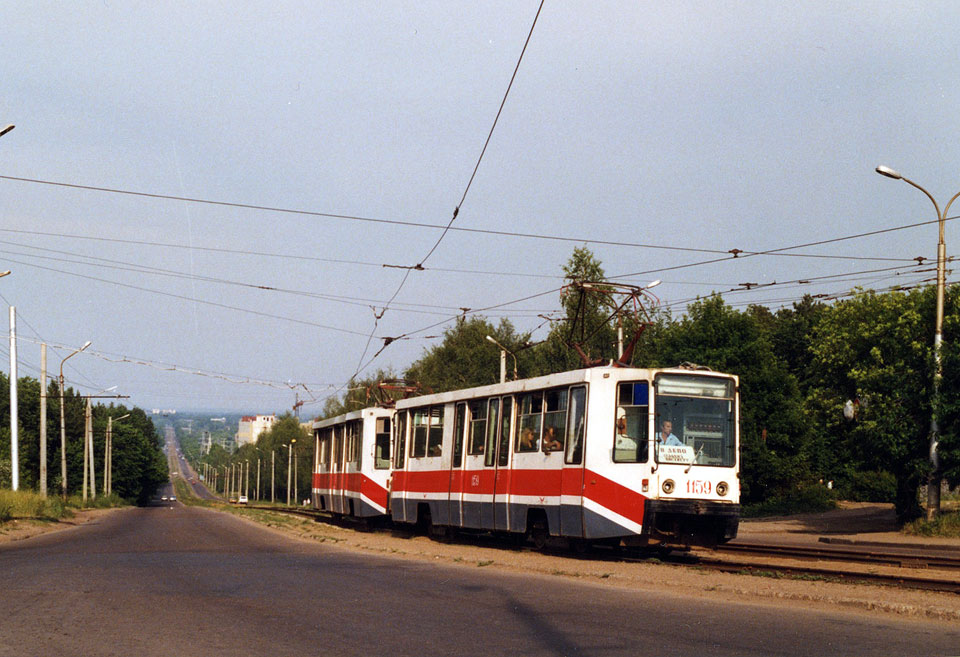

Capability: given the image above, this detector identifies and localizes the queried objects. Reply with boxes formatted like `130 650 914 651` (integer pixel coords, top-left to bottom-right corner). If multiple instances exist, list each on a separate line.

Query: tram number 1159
686 480 713 495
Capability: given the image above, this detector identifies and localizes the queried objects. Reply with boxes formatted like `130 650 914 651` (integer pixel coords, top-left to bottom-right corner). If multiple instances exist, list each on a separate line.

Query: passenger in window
542 426 562 451
657 420 683 446
429 444 442 457
519 427 538 451
615 408 637 449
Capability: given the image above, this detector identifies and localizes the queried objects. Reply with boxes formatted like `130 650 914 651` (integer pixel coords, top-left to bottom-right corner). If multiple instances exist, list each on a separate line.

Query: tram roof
395 366 737 410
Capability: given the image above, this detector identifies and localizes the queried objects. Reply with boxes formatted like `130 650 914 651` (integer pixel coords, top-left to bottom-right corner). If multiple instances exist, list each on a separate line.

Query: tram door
559 386 587 537
480 397 501 530
492 396 513 531
447 403 467 527
331 425 344 514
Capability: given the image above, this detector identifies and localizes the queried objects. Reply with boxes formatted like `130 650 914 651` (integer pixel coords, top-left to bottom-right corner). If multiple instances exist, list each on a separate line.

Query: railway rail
244 504 960 595
715 541 960 570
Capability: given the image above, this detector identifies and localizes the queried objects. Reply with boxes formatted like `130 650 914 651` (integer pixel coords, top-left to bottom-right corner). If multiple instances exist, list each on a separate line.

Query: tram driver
657 419 683 446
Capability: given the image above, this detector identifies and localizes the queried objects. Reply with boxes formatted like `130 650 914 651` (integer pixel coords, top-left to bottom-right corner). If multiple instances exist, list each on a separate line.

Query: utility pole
40 343 47 497
60 341 91 499
271 449 275 504
286 444 292 505
9 306 18 490
256 457 261 502
82 398 90 503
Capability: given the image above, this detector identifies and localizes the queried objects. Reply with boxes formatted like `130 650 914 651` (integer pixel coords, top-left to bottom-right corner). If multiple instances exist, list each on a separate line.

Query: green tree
406 317 531 393
806 288 936 522
531 247 619 374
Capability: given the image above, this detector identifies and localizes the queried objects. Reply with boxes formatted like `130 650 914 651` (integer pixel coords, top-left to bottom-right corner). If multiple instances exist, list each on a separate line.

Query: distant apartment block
236 414 277 447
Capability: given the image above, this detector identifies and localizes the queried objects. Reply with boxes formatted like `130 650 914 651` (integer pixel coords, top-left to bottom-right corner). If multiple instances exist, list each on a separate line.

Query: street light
105 413 130 496
59 341 91 499
284 440 296 505
876 165 960 520
485 335 518 383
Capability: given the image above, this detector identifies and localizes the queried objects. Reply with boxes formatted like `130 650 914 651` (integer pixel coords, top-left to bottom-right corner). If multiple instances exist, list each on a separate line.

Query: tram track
715 541 960 571
242 504 960 595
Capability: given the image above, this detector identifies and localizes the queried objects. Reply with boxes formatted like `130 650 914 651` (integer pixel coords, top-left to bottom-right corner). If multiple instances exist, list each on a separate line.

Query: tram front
645 371 740 547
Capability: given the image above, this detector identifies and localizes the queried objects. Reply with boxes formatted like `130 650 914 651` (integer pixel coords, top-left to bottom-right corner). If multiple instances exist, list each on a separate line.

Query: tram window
347 420 361 464
394 412 407 468
498 397 513 467
428 406 443 457
411 409 429 458
614 381 649 463
319 428 333 466
468 400 487 455
542 388 567 452
565 386 586 464
484 397 501 467
453 403 466 467
375 417 391 469
333 427 343 467
515 391 542 452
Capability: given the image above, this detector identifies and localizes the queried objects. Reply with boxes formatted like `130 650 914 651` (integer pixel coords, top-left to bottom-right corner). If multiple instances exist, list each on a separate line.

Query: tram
312 365 740 548
389 365 740 548
312 406 394 517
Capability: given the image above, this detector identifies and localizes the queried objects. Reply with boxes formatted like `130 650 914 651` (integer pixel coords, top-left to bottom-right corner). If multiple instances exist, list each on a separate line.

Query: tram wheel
529 518 549 551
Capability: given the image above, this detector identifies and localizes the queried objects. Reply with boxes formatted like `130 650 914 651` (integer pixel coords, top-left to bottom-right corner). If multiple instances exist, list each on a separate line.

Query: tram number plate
686 480 712 495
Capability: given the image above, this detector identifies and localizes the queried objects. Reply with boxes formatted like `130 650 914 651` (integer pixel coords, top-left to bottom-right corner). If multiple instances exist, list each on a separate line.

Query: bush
834 470 896 503
0 490 70 521
904 510 960 537
742 483 837 517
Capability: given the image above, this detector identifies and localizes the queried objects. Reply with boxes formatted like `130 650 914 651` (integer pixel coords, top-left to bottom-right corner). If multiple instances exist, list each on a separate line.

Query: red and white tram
312 406 394 518
389 366 740 548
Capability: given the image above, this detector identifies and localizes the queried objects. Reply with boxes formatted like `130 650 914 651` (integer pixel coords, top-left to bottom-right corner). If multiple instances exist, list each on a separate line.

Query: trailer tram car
312 407 394 518
390 366 740 548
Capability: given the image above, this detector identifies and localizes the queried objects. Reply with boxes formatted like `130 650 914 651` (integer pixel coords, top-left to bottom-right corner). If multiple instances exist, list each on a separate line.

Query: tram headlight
662 479 675 495
717 481 729 497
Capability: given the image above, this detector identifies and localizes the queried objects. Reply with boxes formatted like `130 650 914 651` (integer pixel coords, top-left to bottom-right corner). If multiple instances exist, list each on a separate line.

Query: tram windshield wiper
684 445 704 474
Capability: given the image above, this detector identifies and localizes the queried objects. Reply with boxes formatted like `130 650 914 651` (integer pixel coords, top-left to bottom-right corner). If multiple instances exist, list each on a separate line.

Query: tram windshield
654 374 736 467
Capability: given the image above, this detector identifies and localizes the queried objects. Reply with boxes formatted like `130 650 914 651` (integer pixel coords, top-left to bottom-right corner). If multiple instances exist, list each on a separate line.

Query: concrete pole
40 343 47 497
256 457 260 501
271 450 275 504
244 460 249 498
59 374 67 499
105 417 112 496
293 445 298 505
9 306 17 490
88 399 95 500
286 445 292 505
82 398 90 503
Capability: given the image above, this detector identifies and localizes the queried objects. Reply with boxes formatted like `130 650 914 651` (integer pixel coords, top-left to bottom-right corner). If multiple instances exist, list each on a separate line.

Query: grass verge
904 509 960 538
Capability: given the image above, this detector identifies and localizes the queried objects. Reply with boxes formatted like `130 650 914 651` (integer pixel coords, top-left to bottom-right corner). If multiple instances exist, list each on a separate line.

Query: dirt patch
0 508 125 544
227 505 960 625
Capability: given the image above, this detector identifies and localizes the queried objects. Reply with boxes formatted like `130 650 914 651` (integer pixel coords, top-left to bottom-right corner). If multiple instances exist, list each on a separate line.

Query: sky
1 1 959 415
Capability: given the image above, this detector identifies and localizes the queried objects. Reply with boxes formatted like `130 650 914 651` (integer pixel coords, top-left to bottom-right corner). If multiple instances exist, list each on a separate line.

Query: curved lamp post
485 335 518 383
59 341 91 499
105 413 130 496
876 166 960 520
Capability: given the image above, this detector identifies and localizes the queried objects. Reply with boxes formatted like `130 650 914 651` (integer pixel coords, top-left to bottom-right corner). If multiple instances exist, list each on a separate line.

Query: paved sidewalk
735 502 960 552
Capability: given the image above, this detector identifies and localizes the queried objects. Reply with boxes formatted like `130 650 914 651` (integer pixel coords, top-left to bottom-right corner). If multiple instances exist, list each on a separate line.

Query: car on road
161 495 169 501
238 495 248 505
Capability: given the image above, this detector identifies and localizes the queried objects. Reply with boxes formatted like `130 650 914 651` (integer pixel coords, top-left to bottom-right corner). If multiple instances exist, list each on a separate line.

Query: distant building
236 414 277 447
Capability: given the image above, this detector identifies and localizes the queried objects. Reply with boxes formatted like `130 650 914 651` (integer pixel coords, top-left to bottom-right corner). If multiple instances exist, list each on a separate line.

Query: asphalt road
2 502 957 657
